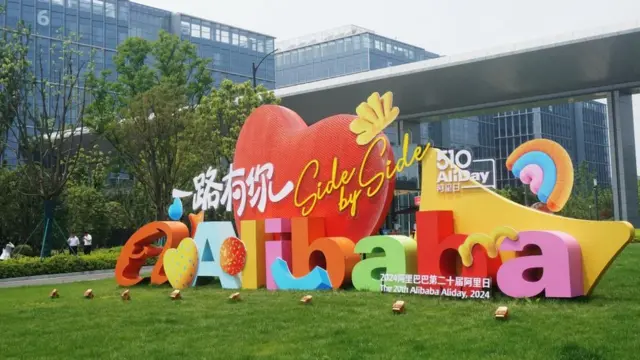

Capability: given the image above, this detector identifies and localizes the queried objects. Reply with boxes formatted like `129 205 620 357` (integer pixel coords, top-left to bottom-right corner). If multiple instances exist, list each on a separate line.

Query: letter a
497 230 584 298
191 222 242 289
352 235 417 291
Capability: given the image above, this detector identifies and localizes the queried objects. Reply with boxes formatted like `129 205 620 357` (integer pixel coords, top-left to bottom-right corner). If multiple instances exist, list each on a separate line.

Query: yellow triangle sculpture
418 147 634 296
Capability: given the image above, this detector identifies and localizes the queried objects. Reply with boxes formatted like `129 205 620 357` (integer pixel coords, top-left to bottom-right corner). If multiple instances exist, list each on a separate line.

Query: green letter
352 236 417 291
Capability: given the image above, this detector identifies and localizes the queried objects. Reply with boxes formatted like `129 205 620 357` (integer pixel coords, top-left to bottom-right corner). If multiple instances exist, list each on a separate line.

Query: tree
63 185 108 238
561 162 599 220
0 16 31 163
88 32 213 221
62 146 134 248
494 187 525 205
0 25 96 255
185 79 279 167
104 84 194 220
8 37 93 198
105 180 155 230
58 145 154 247
90 31 212 119
67 146 112 191
67 145 154 229
115 32 211 104
180 79 279 221
0 167 42 246
553 162 612 220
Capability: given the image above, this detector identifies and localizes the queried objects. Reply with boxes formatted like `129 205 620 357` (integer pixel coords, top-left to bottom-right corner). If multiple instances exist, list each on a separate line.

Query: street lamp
252 48 279 89
593 178 599 220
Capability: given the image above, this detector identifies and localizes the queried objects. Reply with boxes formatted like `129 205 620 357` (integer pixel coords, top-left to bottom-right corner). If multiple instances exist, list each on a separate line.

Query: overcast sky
137 0 640 169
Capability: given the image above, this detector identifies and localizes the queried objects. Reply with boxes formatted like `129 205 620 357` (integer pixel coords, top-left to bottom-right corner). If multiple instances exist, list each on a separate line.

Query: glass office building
1 0 124 85
172 12 275 87
383 115 497 233
129 2 170 41
575 101 610 186
493 101 610 189
1 0 275 86
385 101 610 234
0 0 276 165
275 25 439 88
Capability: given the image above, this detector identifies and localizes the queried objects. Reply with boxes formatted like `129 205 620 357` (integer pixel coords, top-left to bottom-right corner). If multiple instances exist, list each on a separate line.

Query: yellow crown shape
349 92 400 145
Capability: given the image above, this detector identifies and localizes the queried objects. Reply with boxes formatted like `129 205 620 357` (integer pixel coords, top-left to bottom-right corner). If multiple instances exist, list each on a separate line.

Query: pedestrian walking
82 231 92 255
67 233 79 255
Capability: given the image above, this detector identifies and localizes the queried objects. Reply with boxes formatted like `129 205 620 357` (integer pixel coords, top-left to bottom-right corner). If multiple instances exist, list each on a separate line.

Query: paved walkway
0 266 154 289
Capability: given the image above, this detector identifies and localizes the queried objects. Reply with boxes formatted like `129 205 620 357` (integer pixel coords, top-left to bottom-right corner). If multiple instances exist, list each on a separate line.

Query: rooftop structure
277 25 374 52
275 24 438 88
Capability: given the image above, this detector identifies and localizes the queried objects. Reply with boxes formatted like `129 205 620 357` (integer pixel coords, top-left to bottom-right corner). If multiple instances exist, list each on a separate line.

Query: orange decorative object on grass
84 289 94 299
170 289 181 300
115 221 189 287
220 237 247 276
392 300 405 314
495 306 509 319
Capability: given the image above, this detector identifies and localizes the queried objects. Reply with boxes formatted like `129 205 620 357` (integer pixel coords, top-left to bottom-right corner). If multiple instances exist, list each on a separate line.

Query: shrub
0 247 156 279
13 244 34 257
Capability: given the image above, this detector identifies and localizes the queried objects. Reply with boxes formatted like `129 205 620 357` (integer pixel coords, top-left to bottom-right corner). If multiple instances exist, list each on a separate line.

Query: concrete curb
0 266 154 289
0 268 118 283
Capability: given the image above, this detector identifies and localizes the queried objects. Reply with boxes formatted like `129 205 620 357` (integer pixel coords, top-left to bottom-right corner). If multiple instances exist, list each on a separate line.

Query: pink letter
497 231 584 298
265 218 292 234
265 241 292 290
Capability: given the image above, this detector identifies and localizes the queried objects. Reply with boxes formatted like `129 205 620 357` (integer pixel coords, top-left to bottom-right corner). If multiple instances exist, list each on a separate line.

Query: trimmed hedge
0 247 156 279
13 244 34 257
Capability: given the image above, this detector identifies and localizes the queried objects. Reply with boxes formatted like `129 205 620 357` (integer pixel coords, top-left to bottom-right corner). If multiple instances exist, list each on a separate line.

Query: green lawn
1 247 640 360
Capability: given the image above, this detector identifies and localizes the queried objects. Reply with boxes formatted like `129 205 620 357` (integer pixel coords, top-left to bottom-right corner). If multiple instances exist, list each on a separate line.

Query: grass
1 247 640 360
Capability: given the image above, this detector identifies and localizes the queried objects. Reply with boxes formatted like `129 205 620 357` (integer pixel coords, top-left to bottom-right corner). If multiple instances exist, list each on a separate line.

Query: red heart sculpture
233 105 396 243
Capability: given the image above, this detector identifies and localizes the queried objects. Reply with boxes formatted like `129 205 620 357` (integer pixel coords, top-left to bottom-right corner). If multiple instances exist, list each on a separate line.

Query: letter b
292 217 360 289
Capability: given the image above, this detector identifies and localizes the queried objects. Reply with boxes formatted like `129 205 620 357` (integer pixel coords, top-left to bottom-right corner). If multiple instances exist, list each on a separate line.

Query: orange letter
292 217 360 289
115 221 189 287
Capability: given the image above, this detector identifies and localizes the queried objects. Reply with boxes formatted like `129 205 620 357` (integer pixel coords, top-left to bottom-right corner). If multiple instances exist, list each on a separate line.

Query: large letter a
191 222 242 289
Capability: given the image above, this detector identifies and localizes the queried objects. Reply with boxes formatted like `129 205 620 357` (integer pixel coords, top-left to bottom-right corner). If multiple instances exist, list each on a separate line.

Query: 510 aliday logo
115 92 634 300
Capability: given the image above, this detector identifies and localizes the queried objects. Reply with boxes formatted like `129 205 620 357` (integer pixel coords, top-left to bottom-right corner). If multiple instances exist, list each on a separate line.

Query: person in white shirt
67 233 79 255
82 231 93 255
0 242 15 261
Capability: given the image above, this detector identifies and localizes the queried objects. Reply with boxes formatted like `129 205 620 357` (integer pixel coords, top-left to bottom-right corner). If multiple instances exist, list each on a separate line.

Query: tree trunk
40 199 56 258
155 194 166 221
